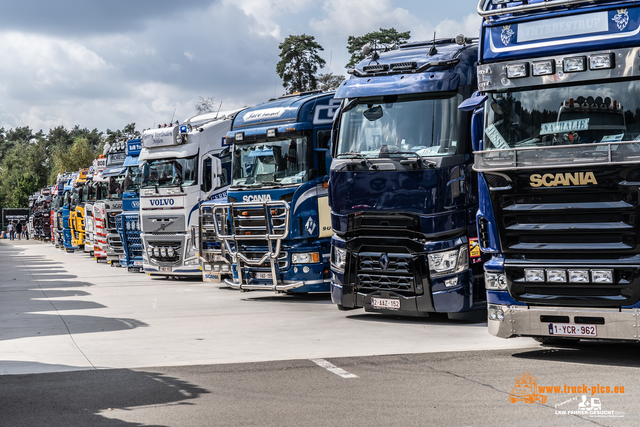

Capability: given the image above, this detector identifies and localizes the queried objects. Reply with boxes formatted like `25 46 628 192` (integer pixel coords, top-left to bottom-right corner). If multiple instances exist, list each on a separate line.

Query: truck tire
337 304 356 311
533 336 580 345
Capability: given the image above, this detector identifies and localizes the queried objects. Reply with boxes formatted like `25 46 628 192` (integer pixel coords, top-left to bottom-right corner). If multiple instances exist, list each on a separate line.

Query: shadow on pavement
0 240 148 343
512 342 640 367
345 310 487 325
241 293 332 304
0 366 210 427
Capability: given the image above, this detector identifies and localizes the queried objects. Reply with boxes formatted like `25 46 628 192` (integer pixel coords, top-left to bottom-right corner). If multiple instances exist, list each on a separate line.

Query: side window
316 130 331 177
203 157 212 192
220 151 231 187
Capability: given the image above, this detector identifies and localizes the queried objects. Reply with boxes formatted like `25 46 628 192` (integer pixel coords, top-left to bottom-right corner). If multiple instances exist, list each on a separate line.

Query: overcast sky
0 0 481 134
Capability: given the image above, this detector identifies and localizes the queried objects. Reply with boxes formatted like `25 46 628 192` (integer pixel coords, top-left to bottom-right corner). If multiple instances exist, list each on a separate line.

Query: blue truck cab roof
336 37 478 99
227 91 337 141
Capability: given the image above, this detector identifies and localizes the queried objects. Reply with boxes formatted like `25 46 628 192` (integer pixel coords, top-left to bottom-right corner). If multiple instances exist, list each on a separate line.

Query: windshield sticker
540 119 589 136
601 134 624 143
485 124 510 149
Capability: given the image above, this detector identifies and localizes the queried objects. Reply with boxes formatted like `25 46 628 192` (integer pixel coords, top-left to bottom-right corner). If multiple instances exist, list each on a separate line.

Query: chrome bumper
489 304 640 341
224 278 305 292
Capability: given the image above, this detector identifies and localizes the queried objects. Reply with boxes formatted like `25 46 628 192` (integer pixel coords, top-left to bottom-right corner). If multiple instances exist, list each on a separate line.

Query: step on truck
330 37 485 316
203 92 337 291
470 0 640 343
140 114 237 278
116 138 144 272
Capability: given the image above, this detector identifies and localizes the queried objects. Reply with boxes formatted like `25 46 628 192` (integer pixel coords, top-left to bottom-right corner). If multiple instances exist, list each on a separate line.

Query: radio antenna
215 101 223 119
170 108 176 124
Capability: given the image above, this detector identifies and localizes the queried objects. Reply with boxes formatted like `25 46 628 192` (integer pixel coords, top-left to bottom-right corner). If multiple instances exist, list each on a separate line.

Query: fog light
532 60 555 76
153 247 160 257
563 56 586 73
214 265 220 272
167 247 175 257
496 309 505 321
489 308 497 320
147 247 153 256
222 265 230 272
568 269 590 283
485 272 507 290
591 269 613 284
525 269 545 282
589 53 614 70
547 269 567 283
506 63 529 79
303 266 310 273
160 247 167 257
445 277 459 287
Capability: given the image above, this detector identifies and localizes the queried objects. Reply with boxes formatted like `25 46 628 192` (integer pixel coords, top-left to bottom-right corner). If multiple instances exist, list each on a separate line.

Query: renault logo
379 254 389 270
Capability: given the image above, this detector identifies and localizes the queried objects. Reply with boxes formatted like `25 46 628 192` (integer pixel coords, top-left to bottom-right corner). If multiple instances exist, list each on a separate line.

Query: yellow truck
71 168 89 249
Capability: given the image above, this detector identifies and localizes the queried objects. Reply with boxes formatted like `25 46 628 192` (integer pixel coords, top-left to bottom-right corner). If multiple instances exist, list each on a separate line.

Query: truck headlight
331 246 346 270
292 252 320 264
485 272 507 290
427 246 468 277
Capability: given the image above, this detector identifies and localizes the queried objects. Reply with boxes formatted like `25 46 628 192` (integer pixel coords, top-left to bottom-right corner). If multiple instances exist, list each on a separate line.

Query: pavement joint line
310 359 358 379
19 250 98 371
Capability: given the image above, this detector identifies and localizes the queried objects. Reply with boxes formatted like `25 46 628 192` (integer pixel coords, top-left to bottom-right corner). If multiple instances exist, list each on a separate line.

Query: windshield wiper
257 181 282 187
395 151 437 168
337 152 376 170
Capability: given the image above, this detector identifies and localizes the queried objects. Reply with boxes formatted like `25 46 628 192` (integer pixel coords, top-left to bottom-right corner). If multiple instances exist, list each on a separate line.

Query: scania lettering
203 92 336 291
330 37 485 316
471 0 640 343
116 139 144 272
140 112 236 277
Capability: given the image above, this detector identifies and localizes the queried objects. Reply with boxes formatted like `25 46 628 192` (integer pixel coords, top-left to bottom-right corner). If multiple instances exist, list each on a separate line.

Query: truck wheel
533 336 580 345
337 304 356 311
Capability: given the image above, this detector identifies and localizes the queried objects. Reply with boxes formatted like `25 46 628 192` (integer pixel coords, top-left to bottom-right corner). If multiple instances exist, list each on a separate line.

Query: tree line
0 124 139 209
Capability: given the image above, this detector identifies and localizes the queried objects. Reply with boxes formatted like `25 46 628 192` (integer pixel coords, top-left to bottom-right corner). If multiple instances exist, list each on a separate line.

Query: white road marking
310 359 358 379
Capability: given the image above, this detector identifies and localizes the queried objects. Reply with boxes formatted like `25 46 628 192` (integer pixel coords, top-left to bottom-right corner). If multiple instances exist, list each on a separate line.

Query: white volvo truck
139 111 237 277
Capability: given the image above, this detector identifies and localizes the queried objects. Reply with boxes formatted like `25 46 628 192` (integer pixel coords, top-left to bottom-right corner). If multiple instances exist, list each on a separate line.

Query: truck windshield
232 137 308 187
107 176 125 200
483 80 640 150
141 155 198 188
337 93 463 157
122 166 142 192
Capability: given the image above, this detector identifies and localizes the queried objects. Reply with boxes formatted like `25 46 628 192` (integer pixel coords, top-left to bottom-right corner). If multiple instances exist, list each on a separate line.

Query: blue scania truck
116 138 143 272
470 0 640 343
329 37 485 316
203 92 338 292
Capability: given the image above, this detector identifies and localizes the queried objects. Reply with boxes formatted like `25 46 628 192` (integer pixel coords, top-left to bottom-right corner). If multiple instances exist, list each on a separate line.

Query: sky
0 0 482 134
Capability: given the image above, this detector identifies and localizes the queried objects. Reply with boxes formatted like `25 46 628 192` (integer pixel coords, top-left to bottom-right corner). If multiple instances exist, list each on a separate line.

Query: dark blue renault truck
470 0 640 343
329 36 485 316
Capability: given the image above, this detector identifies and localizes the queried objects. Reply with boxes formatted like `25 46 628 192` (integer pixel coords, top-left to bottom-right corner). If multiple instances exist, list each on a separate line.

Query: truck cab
100 141 127 266
330 37 484 315
116 138 144 272
140 113 237 277
71 168 89 249
202 92 337 291
62 174 79 252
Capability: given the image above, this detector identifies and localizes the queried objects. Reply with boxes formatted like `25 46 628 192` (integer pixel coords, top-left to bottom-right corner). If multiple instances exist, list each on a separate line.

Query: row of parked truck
26 0 640 344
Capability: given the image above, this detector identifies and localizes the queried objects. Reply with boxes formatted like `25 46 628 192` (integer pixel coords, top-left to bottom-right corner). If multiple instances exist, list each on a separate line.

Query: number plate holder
548 323 597 337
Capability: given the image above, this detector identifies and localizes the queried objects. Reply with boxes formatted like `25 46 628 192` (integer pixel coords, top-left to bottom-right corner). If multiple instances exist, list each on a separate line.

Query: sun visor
336 73 460 99
102 166 126 177
123 156 141 167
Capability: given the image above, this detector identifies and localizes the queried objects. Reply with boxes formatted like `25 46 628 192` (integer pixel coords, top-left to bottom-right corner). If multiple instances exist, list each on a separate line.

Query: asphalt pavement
1 239 638 426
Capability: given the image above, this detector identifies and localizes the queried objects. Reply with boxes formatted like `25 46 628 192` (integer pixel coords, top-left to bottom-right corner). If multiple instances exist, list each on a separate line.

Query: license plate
159 266 172 272
371 297 401 310
548 323 597 337
134 261 142 266
119 254 126 260
255 272 273 280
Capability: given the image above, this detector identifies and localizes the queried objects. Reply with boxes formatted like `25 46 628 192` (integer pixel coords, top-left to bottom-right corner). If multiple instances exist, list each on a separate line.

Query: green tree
49 137 97 182
346 28 411 69
317 73 346 91
276 34 326 94
13 173 39 208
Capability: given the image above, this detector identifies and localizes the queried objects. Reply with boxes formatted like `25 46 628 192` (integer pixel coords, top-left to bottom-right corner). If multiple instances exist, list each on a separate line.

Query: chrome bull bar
212 200 290 291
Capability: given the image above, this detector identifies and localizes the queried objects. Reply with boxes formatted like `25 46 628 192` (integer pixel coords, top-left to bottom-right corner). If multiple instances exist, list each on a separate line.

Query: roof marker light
563 56 586 73
180 125 188 133
532 60 555 76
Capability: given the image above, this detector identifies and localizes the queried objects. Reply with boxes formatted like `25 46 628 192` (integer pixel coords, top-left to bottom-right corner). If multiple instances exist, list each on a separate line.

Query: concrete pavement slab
0 239 537 375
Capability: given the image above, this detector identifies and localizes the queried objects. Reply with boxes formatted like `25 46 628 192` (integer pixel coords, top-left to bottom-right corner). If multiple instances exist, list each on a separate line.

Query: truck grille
498 190 637 253
355 252 417 294
143 216 185 233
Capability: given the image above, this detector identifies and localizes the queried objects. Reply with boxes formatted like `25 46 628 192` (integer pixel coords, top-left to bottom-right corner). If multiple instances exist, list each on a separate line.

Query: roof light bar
563 56 586 73
589 53 614 70
532 60 555 76
506 63 529 79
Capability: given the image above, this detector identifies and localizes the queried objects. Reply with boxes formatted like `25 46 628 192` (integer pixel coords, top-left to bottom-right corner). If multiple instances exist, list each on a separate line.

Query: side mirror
211 156 223 190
